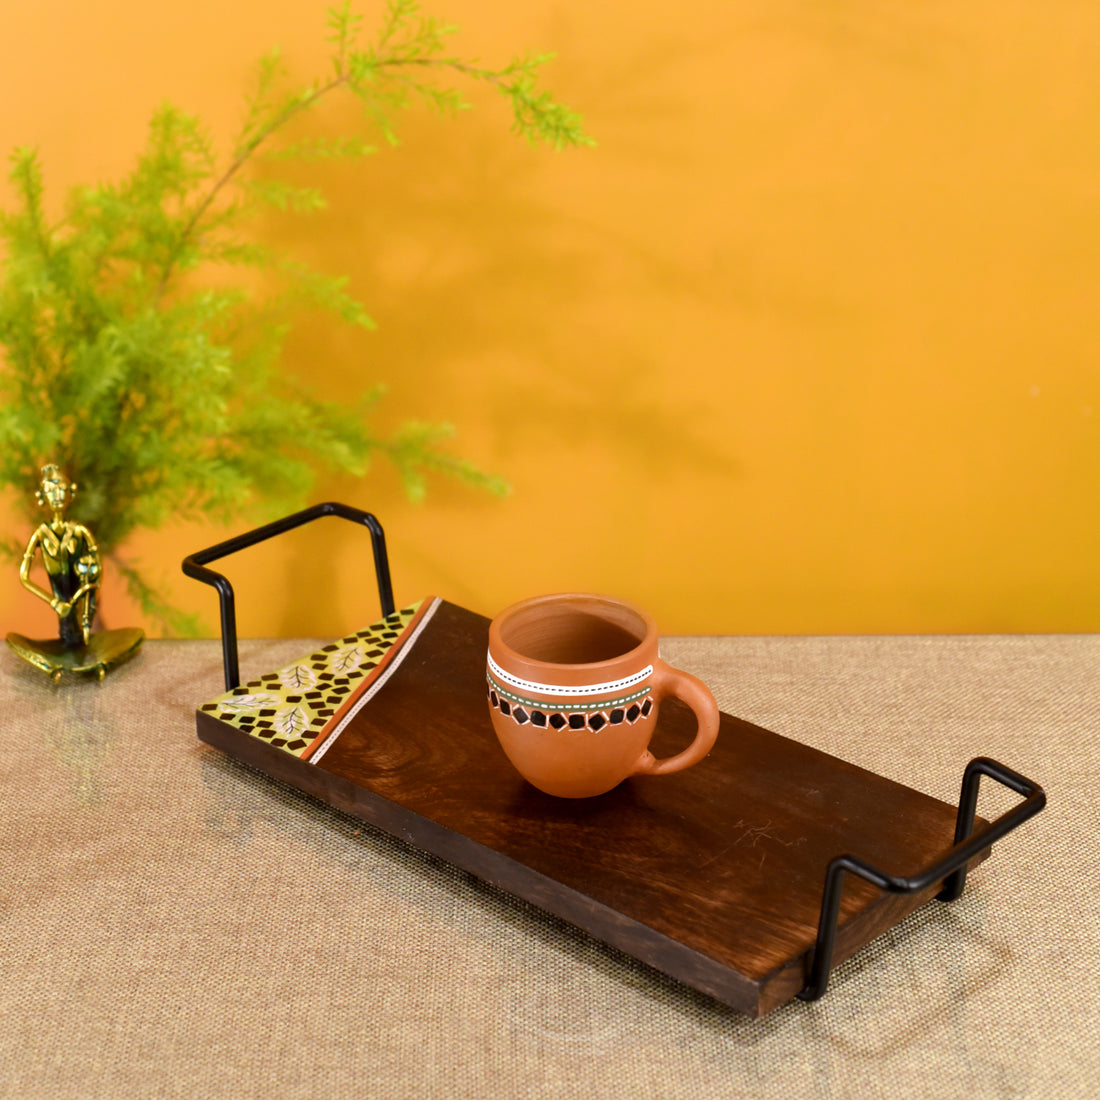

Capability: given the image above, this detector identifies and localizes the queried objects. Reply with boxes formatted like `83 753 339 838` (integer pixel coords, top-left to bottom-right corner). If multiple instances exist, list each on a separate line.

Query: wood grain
196 599 989 1017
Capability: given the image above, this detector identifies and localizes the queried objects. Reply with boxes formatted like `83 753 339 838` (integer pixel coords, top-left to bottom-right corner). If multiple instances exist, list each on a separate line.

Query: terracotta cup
486 593 720 798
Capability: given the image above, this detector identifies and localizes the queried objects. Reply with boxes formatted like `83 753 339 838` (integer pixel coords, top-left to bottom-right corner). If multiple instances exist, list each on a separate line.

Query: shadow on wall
263 89 742 470
231 53 752 631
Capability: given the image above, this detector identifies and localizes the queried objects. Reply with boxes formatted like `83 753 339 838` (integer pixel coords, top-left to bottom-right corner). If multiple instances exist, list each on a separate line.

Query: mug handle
630 658 720 777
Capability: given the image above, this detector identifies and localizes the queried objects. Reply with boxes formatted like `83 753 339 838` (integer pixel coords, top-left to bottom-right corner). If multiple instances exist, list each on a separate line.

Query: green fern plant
0 0 591 632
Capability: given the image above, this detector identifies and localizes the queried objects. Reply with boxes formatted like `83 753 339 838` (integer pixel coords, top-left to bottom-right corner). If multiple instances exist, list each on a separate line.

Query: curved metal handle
798 756 1046 1002
181 502 394 690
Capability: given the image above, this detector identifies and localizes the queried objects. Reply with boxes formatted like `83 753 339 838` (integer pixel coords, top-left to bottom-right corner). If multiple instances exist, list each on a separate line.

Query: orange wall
1 0 1097 639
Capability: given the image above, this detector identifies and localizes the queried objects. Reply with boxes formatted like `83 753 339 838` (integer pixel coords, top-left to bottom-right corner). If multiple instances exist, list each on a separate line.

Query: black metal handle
798 756 1046 1002
181 502 394 691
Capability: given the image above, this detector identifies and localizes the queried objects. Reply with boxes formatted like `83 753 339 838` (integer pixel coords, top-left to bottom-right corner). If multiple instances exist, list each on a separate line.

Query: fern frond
0 1 590 631
327 1 364 67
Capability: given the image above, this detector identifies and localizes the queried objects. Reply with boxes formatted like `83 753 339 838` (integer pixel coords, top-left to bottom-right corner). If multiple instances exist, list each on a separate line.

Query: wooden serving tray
195 596 994 1018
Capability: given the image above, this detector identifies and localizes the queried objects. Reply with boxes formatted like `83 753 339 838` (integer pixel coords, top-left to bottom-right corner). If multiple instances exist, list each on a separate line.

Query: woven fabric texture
1 633 1094 1099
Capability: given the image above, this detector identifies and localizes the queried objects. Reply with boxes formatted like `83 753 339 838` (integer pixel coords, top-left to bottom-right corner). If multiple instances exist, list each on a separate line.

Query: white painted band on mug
486 652 653 698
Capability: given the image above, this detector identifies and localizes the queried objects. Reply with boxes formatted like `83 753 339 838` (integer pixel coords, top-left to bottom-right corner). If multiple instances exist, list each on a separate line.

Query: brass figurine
21 465 101 647
6 465 143 682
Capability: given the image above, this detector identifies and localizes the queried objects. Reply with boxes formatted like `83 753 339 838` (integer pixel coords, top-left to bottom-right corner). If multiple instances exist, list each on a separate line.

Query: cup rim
488 592 657 678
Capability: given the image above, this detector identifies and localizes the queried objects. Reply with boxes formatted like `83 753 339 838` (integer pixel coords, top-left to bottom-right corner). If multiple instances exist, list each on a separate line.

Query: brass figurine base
6 628 144 683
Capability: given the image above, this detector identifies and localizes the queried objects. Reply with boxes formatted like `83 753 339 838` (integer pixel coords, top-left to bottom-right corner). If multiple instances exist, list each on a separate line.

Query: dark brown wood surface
196 600 988 1017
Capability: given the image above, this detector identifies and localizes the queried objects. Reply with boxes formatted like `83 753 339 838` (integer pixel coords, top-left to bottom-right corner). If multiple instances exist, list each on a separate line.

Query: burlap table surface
0 633 1094 1099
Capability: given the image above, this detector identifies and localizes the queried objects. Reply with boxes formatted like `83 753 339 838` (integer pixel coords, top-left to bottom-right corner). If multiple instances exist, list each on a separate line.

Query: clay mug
486 593 720 798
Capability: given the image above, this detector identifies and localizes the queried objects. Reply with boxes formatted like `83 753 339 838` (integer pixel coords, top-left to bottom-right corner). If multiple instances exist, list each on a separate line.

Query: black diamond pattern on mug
488 687 654 733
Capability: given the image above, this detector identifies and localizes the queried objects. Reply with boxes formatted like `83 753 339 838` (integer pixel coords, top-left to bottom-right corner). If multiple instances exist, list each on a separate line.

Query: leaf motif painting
329 646 365 674
279 664 319 690
218 693 280 711
274 706 310 738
